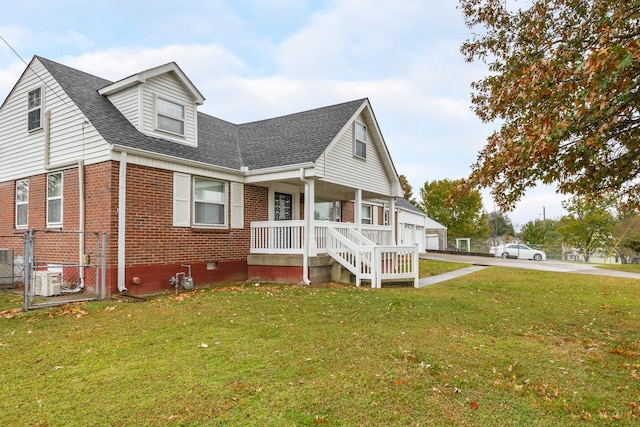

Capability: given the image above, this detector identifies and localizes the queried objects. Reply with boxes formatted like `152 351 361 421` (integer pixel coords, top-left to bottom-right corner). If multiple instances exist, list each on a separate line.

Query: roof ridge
238 98 367 127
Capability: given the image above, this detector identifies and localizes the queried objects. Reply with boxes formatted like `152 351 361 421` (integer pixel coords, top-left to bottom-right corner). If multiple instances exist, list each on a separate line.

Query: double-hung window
28 87 42 131
47 172 63 226
16 179 29 228
156 97 185 135
355 122 367 159
361 204 372 224
193 177 226 226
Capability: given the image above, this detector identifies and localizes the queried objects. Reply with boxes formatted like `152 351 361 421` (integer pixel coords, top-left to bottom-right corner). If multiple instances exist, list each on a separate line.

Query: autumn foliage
459 0 640 210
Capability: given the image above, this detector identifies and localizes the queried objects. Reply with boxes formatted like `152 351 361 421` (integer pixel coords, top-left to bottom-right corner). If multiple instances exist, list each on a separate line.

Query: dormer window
355 122 367 159
156 97 185 135
28 87 42 131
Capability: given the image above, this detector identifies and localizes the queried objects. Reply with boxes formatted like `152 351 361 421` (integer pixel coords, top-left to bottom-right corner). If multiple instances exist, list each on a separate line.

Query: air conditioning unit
0 249 13 285
35 271 62 296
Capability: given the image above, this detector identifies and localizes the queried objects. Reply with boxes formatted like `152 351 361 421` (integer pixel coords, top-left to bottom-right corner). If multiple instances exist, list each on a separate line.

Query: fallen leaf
470 401 479 409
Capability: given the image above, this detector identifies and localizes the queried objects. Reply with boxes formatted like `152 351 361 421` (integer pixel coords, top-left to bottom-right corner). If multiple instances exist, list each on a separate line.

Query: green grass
419 258 470 277
596 263 640 274
0 289 22 312
1 269 640 426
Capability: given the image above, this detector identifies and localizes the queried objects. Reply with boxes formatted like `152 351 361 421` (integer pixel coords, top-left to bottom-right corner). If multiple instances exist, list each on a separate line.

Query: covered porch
246 173 419 287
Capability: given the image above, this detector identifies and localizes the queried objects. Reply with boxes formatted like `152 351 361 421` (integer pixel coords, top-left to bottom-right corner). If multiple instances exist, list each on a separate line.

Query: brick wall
0 161 270 295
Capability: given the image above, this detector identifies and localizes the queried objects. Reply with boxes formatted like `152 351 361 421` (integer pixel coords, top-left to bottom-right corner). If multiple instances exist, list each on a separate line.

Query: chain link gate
23 230 107 311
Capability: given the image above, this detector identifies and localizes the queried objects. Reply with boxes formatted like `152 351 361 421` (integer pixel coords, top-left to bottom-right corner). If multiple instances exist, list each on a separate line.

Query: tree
557 197 616 262
419 179 488 241
398 174 417 205
487 211 515 242
614 213 640 262
520 218 560 245
458 0 640 211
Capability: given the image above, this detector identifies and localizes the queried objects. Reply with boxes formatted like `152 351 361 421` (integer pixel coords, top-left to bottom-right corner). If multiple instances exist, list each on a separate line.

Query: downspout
117 152 128 292
299 168 311 285
44 110 86 289
78 158 85 289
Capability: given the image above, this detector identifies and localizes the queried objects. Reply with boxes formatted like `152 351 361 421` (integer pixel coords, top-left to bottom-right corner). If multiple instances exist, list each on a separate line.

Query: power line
0 34 88 123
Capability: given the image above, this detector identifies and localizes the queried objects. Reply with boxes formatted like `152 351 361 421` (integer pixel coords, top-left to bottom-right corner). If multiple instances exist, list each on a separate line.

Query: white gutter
110 144 243 176
299 168 311 285
44 110 86 289
117 152 128 292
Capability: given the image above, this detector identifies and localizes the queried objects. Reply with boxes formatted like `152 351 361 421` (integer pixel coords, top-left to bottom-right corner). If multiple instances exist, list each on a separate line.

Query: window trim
354 121 367 160
46 172 63 227
361 204 372 225
15 179 29 228
192 176 227 228
27 87 43 132
156 96 185 136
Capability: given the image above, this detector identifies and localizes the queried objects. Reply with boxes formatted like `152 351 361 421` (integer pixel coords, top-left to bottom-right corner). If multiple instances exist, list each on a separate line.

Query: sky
0 0 568 228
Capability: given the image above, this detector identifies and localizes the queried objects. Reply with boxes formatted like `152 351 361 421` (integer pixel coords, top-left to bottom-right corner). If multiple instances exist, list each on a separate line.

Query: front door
274 192 293 221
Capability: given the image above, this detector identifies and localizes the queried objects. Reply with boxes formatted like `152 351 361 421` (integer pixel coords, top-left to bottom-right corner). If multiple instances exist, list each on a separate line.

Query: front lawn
1 268 639 426
596 263 640 274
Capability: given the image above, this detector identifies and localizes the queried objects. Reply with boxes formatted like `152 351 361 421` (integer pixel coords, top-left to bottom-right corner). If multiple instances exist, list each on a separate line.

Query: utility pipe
117 152 128 292
299 168 311 285
44 110 86 289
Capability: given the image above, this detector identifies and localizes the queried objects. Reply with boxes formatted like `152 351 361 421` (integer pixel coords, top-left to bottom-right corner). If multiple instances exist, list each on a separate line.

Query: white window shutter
230 182 244 229
173 173 191 227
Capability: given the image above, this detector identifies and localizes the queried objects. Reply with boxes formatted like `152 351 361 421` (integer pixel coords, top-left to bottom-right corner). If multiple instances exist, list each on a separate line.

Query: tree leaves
459 0 640 211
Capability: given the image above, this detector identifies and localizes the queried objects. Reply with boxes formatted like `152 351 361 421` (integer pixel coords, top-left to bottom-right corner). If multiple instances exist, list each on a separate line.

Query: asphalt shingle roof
37 56 365 172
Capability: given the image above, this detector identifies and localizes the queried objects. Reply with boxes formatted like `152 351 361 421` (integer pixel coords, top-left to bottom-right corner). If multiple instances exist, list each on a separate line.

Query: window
355 122 367 159
156 97 185 135
28 87 42 131
361 204 372 224
16 179 29 227
47 173 63 226
314 198 341 221
193 177 226 226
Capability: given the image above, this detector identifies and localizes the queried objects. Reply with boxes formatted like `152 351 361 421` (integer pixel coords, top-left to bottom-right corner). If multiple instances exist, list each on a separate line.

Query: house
0 56 430 295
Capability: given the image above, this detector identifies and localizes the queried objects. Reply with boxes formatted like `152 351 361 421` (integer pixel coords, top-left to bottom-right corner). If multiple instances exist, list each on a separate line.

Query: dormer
98 62 205 146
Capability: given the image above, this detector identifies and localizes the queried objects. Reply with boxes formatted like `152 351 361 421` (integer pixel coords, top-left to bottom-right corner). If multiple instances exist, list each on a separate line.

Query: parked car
490 243 546 261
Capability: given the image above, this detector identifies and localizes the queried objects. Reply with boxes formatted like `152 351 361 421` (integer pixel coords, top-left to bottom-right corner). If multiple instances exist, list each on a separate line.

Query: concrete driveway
418 252 640 287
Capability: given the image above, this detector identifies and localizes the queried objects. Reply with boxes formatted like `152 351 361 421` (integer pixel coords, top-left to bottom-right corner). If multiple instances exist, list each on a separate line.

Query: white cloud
0 0 567 225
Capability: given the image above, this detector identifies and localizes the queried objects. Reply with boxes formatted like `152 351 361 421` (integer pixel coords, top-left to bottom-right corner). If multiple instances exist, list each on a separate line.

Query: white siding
318 112 394 197
140 73 197 146
0 58 111 183
106 86 141 129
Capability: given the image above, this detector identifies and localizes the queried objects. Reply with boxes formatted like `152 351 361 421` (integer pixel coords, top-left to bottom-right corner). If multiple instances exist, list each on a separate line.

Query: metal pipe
117 152 128 292
299 168 311 285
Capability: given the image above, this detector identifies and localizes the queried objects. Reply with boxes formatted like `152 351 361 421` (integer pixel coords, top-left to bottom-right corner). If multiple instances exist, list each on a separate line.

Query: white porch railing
326 227 375 286
250 220 304 254
251 221 393 254
251 220 418 287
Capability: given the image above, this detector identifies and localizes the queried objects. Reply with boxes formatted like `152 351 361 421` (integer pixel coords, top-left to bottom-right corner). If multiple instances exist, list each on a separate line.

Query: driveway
420 252 640 281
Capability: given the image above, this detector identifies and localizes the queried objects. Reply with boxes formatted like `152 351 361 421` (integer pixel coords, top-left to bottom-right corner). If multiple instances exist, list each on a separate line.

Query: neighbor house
0 56 430 295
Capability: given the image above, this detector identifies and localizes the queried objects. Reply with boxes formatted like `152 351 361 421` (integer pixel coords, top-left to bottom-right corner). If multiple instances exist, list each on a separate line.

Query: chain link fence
446 238 636 263
22 230 106 311
0 234 25 289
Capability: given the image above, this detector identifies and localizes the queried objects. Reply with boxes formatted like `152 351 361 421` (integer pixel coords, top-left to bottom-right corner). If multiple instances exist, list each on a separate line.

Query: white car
491 243 546 261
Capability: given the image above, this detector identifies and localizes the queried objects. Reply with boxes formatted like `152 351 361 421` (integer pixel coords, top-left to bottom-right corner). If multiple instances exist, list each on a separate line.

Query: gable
100 70 200 146
316 103 400 198
0 57 111 182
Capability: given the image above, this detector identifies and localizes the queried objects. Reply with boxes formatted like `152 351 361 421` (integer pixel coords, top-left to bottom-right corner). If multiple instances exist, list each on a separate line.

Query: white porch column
389 197 396 245
306 178 317 256
355 189 362 231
